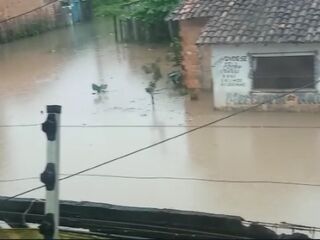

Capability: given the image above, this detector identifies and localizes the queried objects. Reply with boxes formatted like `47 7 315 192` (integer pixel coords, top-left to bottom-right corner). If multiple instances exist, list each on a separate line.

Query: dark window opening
252 55 315 90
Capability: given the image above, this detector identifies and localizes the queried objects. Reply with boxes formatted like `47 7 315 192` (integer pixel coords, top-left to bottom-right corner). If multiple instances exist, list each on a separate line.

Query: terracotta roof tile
166 0 231 21
197 0 320 44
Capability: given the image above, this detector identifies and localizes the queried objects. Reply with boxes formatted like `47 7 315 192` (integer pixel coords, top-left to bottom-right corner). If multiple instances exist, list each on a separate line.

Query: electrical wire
0 124 41 128
4 124 320 129
2 174 320 188
1 80 319 203
0 177 38 183
22 199 44 226
2 124 320 129
0 0 60 25
58 124 320 129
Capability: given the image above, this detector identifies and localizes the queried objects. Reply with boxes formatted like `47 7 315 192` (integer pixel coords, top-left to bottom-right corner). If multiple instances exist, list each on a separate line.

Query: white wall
211 43 320 110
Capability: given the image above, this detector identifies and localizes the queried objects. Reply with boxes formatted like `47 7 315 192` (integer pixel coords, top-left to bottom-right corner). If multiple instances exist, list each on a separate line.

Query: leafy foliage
92 83 108 94
128 0 179 25
167 38 186 93
93 0 179 25
168 37 183 67
142 61 163 105
92 0 127 17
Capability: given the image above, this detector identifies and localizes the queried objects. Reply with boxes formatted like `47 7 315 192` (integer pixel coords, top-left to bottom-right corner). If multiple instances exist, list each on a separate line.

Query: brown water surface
1 20 320 228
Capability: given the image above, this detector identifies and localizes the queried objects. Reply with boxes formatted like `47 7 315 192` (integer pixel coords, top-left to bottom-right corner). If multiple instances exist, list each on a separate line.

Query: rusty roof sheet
197 0 320 44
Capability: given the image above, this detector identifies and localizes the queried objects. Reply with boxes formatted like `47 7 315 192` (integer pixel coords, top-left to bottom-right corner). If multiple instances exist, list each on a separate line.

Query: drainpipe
39 105 62 240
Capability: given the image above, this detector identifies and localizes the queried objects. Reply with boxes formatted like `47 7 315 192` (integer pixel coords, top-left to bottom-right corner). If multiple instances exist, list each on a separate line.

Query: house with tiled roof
169 0 320 111
167 0 225 91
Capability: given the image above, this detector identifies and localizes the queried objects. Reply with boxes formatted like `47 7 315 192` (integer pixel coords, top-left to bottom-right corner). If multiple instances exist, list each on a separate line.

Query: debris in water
124 108 136 111
92 83 108 94
142 62 163 106
145 81 157 105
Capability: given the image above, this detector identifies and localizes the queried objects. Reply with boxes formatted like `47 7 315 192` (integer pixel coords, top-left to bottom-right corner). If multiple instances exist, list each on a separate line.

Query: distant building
169 0 320 111
70 0 92 23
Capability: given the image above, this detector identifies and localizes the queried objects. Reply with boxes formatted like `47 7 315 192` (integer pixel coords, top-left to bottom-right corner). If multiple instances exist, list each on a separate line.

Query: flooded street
2 19 320 228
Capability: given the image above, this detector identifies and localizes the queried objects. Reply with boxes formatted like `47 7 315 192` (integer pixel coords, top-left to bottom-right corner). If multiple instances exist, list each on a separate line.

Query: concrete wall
179 18 211 90
0 0 44 21
212 43 320 111
0 0 69 43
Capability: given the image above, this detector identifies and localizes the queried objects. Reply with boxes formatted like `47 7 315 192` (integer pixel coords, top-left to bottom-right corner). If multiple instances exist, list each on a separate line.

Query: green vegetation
167 38 187 94
93 0 179 25
93 0 126 17
142 60 163 105
126 0 179 25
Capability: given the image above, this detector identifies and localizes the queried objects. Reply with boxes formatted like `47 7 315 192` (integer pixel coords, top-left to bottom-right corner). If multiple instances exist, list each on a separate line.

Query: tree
92 0 127 17
93 0 179 25
128 0 179 25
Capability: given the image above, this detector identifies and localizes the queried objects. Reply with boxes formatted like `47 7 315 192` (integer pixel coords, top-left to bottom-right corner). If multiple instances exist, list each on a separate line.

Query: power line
0 177 38 183
2 124 320 129
59 124 320 129
0 124 40 128
0 0 59 25
2 80 319 203
2 174 320 188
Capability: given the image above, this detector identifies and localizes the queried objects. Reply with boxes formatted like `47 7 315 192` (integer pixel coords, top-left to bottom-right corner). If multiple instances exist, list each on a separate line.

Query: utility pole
39 105 62 240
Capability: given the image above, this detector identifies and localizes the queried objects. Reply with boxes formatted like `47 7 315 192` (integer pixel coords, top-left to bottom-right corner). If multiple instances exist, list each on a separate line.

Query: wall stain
226 92 320 106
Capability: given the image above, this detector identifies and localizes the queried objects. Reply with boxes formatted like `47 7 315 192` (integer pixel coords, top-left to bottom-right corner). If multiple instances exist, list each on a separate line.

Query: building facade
170 0 320 111
167 0 219 91
211 43 320 111
179 17 211 89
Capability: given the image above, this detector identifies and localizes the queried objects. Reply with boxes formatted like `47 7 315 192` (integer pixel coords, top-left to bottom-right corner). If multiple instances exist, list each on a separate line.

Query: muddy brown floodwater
1 19 320 229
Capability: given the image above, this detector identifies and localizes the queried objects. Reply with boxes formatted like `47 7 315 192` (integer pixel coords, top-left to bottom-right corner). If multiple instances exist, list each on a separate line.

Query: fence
113 1 179 43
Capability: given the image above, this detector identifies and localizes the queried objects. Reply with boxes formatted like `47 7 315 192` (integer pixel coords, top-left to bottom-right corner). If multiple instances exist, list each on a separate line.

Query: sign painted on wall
220 56 247 87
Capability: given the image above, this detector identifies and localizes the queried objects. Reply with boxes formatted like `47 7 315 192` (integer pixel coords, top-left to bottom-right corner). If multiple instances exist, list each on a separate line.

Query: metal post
113 15 118 42
39 105 61 240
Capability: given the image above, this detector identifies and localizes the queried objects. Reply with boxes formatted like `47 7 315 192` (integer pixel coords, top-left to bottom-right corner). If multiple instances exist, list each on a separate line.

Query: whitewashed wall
211 43 320 111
